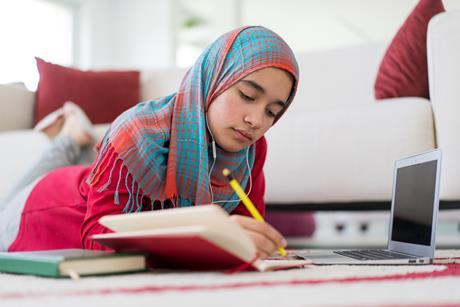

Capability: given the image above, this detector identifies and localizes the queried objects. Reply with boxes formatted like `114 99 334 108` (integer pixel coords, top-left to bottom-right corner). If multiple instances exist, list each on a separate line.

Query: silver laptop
296 149 442 264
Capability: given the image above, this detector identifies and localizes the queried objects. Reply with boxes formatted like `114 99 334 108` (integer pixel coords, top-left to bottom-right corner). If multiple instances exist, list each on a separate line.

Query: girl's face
207 67 293 152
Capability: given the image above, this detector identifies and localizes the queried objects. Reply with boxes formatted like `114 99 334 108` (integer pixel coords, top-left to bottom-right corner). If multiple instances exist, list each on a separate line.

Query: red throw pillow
374 0 445 100
35 57 140 124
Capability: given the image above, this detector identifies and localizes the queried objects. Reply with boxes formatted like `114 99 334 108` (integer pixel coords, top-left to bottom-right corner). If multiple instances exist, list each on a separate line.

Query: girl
1 26 299 259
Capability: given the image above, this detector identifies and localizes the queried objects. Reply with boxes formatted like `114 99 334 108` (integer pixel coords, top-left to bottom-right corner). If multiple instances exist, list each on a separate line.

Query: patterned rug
1 250 459 307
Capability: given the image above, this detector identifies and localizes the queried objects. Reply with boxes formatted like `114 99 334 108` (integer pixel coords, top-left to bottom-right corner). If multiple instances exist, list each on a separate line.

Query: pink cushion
374 0 445 100
35 58 140 124
265 211 316 237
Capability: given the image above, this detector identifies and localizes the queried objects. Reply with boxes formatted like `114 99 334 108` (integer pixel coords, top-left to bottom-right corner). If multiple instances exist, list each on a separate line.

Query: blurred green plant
182 15 207 28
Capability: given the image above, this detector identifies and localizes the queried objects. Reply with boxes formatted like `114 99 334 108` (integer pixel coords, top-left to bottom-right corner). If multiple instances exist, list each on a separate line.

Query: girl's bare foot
35 102 95 146
59 112 94 146
34 108 65 138
40 115 65 138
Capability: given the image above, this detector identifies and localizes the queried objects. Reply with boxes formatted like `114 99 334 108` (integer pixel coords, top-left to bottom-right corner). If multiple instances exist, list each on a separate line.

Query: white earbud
212 140 216 159
205 113 216 159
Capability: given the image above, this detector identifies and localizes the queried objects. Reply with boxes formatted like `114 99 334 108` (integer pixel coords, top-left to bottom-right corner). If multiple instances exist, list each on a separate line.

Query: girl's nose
244 112 262 129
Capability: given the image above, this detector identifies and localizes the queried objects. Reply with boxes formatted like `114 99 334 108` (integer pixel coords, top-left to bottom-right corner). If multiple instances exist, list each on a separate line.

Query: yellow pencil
222 168 287 257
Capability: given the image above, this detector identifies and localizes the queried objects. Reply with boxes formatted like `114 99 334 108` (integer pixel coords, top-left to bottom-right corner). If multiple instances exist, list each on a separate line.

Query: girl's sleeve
80 156 139 250
231 136 267 218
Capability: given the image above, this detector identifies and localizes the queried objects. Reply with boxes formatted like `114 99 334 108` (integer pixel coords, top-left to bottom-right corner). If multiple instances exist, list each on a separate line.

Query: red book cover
93 233 252 271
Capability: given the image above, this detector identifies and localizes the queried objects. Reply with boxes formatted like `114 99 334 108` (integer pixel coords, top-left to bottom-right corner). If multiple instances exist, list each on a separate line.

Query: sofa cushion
374 0 445 100
35 58 140 124
0 84 35 131
264 97 435 204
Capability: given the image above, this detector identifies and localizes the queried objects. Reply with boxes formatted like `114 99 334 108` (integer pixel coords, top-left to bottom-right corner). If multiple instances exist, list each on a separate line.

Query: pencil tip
222 168 230 176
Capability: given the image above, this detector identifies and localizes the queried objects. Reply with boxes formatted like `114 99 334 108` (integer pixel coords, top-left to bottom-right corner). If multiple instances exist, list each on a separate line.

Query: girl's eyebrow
240 79 287 107
241 79 265 93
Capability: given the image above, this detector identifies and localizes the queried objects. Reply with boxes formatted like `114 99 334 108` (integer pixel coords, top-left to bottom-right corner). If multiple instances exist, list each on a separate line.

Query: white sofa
0 10 459 208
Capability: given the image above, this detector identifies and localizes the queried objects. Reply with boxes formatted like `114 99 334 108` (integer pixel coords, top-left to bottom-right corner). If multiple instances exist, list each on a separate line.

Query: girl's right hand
230 214 287 259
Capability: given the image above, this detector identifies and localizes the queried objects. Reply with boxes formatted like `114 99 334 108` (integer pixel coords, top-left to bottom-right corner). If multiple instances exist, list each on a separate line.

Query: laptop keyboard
333 249 415 261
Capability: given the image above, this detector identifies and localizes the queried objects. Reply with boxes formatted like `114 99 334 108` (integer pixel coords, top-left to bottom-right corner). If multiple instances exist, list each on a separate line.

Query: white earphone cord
208 146 252 204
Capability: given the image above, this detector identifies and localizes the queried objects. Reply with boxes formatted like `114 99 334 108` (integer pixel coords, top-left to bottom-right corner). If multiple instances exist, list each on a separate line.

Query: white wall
174 0 241 67
0 0 75 90
77 0 175 70
174 0 460 67
242 0 460 53
13 0 460 73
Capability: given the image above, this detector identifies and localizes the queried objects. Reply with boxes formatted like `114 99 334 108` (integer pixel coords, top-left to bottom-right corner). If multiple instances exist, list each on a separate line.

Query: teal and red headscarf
86 26 299 213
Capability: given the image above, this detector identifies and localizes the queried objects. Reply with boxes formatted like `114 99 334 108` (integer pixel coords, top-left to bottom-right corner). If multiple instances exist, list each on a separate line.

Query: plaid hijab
86 26 299 213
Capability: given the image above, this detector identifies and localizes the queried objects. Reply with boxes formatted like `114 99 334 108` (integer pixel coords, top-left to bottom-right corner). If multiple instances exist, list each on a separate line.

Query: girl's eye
239 91 255 101
266 109 276 118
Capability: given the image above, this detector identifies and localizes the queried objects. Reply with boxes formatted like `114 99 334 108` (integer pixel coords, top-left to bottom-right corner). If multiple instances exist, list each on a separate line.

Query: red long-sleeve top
8 137 267 251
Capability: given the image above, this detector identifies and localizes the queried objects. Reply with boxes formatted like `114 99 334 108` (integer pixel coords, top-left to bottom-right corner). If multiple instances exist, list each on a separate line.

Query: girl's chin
214 131 256 152
217 140 251 153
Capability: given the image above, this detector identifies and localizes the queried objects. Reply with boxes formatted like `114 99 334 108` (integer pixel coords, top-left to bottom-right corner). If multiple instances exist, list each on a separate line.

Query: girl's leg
0 102 95 250
0 179 38 251
0 136 82 251
77 146 97 165
1 136 82 205
5 101 96 198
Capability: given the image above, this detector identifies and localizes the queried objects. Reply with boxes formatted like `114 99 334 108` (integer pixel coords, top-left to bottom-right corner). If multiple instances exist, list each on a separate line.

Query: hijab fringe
87 141 195 213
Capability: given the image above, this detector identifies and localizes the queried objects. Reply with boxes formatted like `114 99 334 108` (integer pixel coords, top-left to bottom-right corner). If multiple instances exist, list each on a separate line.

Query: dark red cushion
265 211 316 237
374 0 445 100
35 57 140 124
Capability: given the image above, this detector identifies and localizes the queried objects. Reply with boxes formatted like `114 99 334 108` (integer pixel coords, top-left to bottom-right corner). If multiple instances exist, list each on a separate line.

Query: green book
0 249 146 279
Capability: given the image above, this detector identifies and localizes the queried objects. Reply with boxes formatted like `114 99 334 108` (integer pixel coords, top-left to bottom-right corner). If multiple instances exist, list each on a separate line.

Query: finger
230 216 278 258
231 215 287 248
246 229 275 258
258 250 270 259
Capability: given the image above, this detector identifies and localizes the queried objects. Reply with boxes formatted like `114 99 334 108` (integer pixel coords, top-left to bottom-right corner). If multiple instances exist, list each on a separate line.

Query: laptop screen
391 160 438 246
